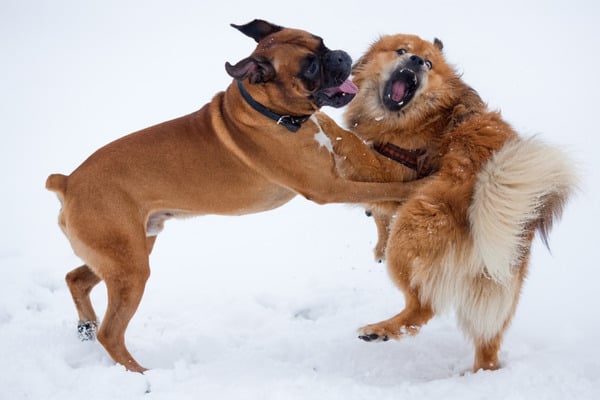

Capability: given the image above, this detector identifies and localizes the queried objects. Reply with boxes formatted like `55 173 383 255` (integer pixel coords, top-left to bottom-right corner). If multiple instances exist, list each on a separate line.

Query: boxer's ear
230 19 284 43
225 56 275 84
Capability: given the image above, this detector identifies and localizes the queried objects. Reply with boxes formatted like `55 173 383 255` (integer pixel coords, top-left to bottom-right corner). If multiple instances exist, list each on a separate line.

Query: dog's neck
236 80 311 133
374 96 486 177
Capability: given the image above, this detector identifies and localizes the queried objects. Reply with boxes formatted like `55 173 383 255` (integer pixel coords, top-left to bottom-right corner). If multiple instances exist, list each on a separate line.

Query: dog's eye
304 57 320 78
425 59 433 70
396 48 407 55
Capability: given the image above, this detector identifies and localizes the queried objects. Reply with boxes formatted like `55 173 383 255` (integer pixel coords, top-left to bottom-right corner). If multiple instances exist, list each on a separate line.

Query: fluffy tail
468 137 577 284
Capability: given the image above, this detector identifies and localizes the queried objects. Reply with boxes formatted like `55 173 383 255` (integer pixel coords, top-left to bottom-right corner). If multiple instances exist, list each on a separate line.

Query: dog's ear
230 19 284 43
225 56 276 84
433 38 444 52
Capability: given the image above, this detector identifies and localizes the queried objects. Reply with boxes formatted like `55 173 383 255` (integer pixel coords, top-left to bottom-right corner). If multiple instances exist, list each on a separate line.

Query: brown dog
45 20 423 373
326 34 576 371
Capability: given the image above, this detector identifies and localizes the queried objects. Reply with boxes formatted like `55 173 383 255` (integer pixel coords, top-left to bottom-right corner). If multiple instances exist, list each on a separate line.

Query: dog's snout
322 50 352 85
408 54 425 67
324 50 352 68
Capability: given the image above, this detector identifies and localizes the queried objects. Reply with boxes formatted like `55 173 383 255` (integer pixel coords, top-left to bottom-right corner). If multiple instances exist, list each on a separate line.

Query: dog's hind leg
473 334 502 371
359 205 439 342
63 200 152 372
64 237 158 343
358 240 434 343
81 230 152 373
66 265 102 340
97 255 150 373
358 284 434 342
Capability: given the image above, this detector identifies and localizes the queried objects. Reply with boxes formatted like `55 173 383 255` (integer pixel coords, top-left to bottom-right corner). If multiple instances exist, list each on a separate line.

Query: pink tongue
391 80 406 102
339 79 358 94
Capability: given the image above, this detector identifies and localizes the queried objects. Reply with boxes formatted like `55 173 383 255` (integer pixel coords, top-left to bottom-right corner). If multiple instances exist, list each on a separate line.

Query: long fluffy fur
468 137 577 285
347 33 578 370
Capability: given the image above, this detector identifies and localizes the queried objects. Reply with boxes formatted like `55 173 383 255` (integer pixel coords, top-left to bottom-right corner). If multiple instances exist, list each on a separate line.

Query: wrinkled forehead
256 29 328 54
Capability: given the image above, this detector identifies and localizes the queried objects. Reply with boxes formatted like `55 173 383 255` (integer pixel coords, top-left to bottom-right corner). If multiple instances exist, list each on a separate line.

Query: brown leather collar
373 142 429 178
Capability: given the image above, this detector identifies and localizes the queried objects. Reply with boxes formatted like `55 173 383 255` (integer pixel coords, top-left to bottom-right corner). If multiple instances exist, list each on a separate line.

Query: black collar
236 80 311 133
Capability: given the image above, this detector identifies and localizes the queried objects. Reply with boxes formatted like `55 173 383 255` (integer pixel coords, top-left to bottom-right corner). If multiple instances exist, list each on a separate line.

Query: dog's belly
144 185 296 237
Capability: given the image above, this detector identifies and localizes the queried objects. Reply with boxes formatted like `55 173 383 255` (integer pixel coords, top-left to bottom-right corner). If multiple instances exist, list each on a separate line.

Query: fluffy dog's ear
433 38 444 51
225 56 276 84
230 19 284 43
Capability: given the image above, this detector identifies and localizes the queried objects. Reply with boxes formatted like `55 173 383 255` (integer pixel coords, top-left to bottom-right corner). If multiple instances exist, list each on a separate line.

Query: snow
1 0 599 398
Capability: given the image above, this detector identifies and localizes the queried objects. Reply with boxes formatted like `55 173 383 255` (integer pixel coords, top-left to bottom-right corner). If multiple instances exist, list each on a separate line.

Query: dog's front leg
314 112 412 183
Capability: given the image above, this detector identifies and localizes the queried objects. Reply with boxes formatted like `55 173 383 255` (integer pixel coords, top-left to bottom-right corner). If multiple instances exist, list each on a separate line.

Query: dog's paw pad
358 333 389 342
77 320 97 341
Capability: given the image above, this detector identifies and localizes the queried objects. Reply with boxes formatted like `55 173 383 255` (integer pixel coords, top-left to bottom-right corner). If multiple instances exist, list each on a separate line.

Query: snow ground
1 0 599 399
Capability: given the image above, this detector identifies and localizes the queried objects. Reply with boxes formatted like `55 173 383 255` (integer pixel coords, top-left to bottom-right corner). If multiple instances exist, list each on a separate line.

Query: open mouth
383 68 419 111
315 79 358 108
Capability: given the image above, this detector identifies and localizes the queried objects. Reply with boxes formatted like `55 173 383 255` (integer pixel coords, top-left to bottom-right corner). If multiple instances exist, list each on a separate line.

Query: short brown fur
46 22 425 373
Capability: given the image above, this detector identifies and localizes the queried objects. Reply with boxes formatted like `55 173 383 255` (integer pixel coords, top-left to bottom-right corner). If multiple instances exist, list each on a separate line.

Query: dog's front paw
77 320 97 341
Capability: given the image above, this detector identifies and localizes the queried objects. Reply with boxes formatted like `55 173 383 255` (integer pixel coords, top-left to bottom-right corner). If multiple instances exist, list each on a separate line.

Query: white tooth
398 101 404 106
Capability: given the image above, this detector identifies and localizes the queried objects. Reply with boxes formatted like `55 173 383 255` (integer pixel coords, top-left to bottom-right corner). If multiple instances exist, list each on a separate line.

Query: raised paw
77 320 97 341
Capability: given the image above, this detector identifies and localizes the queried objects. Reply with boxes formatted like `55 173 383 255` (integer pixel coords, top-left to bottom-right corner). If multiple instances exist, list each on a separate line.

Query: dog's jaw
379 56 432 113
310 50 358 108
383 68 420 111
346 68 429 132
313 78 358 108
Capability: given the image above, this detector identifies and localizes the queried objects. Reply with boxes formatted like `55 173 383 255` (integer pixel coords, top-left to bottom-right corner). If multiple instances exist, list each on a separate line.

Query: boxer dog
46 20 421 372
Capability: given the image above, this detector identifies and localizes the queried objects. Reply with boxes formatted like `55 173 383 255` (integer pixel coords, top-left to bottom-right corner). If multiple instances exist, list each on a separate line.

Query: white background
1 0 599 398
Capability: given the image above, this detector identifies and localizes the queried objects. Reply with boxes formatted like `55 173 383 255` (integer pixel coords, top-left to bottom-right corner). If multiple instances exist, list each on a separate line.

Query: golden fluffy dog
337 34 576 371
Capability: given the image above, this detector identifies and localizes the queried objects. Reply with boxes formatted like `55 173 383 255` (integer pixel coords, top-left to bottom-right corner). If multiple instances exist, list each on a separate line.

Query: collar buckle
237 80 310 133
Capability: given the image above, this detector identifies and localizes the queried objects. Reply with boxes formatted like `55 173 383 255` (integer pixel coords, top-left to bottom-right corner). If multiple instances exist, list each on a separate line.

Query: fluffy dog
45 21 424 373
338 34 576 371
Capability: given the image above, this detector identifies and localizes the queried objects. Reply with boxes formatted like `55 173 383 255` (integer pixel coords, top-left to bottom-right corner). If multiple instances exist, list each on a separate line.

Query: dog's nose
323 50 352 68
322 50 352 84
408 54 425 68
